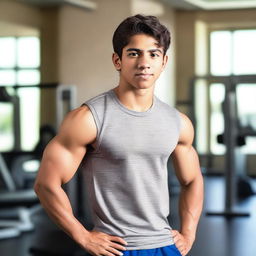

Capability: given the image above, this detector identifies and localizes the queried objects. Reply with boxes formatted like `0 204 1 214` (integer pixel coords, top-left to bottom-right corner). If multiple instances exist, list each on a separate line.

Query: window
0 36 40 151
208 29 256 154
236 84 256 154
210 30 256 76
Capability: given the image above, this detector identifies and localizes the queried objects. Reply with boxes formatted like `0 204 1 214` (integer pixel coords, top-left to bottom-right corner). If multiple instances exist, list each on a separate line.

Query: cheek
122 62 135 72
155 63 164 73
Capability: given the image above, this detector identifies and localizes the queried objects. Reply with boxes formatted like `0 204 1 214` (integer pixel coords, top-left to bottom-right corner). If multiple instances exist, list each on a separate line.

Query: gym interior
0 0 256 255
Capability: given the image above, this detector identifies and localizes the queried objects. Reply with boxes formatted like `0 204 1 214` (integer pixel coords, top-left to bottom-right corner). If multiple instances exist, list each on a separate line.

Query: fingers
109 241 127 252
171 229 180 243
105 245 125 256
108 235 128 255
175 240 185 256
84 231 128 256
111 235 128 246
170 230 189 256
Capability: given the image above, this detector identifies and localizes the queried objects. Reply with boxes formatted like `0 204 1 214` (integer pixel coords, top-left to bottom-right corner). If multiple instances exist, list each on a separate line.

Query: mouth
135 73 153 79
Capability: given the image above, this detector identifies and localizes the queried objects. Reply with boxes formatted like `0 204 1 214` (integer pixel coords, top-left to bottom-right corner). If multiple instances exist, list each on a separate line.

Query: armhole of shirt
174 108 182 138
80 102 102 153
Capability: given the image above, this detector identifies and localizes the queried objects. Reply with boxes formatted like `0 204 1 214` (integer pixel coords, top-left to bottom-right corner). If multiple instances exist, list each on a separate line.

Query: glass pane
17 87 40 151
233 30 256 75
0 37 16 68
210 83 225 154
195 79 209 154
23 160 40 173
17 37 40 68
236 84 256 154
237 84 256 117
242 137 256 154
0 103 14 151
210 31 232 76
17 70 40 85
0 70 16 86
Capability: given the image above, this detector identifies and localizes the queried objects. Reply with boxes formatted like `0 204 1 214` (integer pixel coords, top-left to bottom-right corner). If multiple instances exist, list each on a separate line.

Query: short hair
112 14 171 59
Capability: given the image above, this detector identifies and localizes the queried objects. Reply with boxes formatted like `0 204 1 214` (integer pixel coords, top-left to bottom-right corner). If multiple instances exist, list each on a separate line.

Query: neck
113 84 154 112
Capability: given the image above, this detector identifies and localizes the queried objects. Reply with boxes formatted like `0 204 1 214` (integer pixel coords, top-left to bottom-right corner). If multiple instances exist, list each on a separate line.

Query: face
112 34 168 90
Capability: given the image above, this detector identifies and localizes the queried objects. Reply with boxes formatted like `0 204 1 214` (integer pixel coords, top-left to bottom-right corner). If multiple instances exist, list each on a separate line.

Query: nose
137 55 150 70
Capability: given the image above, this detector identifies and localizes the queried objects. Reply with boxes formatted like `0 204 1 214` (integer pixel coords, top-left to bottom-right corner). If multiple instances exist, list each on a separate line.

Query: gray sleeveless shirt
80 88 181 250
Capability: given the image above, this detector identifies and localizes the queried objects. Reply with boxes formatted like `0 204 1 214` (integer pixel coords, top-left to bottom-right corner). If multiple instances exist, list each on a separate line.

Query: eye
128 52 139 57
150 52 160 58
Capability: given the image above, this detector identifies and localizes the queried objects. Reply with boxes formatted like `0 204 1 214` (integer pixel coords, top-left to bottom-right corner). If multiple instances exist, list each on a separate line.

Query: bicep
36 136 86 187
35 106 96 187
171 112 200 186
171 145 200 186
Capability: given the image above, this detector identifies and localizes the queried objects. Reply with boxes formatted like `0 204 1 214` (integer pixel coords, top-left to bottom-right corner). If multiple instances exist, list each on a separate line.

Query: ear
112 52 121 71
161 55 168 71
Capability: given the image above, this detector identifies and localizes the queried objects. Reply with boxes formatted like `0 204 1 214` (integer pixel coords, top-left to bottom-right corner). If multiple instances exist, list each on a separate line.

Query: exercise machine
0 83 77 239
187 75 256 218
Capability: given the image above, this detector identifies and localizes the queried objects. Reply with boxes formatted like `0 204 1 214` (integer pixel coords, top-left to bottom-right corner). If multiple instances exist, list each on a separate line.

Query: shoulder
56 105 97 147
176 111 194 146
83 90 110 106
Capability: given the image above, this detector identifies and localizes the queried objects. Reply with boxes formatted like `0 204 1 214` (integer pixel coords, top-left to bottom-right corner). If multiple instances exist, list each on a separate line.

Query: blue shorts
121 244 182 256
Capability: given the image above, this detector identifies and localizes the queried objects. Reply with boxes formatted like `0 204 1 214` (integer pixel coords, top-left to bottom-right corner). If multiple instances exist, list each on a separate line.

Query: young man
34 14 204 256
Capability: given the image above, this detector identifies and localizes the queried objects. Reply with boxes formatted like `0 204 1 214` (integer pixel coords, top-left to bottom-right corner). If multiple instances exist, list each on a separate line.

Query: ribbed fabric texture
80 88 181 250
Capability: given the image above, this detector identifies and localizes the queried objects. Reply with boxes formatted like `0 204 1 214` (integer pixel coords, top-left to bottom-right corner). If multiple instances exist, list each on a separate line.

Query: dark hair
112 14 171 59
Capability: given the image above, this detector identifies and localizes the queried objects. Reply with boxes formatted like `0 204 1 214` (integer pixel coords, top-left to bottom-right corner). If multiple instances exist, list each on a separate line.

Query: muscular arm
34 105 129 256
171 112 204 255
34 105 97 246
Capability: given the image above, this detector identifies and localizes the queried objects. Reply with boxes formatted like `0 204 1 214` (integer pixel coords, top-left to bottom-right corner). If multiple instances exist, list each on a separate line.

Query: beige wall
155 4 176 106
176 11 196 102
0 1 41 28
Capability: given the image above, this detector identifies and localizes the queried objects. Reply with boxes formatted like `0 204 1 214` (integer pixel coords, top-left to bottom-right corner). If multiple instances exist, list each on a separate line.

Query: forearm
179 174 204 241
35 184 90 246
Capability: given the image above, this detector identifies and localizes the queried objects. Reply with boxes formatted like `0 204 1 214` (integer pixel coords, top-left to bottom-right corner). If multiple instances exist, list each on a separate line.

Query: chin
132 82 154 89
137 84 154 90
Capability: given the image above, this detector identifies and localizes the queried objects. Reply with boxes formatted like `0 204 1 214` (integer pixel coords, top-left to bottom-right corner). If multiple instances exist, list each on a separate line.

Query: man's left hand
171 229 194 256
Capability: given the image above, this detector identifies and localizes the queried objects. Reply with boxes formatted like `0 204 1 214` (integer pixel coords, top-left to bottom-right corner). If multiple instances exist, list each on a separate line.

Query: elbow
34 181 42 195
33 181 49 196
180 173 204 188
33 180 60 197
180 180 192 187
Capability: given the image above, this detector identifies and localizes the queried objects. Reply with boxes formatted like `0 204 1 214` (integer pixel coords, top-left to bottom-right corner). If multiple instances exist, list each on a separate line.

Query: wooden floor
0 176 255 256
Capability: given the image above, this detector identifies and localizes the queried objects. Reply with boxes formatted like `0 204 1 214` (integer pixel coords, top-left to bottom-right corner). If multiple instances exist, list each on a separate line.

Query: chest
99 114 179 160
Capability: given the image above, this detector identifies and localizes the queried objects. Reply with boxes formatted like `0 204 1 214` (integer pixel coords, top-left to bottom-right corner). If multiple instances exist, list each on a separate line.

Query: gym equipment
0 125 57 239
56 84 77 130
0 152 39 239
188 75 256 218
0 83 76 151
0 83 77 239
0 85 21 150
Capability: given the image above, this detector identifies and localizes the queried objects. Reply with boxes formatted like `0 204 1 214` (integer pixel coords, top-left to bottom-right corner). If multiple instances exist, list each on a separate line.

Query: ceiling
14 0 256 11
16 0 97 10
164 0 256 10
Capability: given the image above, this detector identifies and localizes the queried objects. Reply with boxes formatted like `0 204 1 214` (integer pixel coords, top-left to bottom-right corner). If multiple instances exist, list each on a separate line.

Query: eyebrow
126 48 163 54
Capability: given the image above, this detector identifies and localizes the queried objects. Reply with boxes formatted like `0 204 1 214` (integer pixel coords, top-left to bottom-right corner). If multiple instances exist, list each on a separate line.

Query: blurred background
0 0 256 255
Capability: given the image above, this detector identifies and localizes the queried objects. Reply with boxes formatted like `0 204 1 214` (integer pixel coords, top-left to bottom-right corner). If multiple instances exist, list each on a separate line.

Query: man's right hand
83 230 128 256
